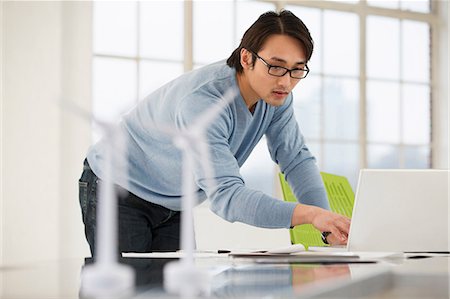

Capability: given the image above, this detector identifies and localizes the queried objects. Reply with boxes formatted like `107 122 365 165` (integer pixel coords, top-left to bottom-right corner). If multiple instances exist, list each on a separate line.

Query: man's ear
240 48 254 70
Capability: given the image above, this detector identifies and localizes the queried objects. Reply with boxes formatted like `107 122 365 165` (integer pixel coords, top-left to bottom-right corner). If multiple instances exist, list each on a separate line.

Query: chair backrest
278 172 355 249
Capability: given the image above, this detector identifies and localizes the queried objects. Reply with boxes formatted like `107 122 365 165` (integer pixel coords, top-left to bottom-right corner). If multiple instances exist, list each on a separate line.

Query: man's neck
236 72 259 113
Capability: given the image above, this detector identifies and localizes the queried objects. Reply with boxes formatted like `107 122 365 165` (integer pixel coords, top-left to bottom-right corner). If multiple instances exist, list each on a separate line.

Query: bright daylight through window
92 0 434 192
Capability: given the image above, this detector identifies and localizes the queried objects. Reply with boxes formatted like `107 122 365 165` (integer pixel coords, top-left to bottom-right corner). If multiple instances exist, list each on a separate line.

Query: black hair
226 10 314 73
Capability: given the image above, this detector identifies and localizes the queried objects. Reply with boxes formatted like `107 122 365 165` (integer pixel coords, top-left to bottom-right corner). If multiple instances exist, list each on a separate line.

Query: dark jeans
79 159 181 257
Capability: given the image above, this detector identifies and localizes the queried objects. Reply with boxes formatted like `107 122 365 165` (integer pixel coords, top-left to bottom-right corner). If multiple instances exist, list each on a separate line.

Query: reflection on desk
210 264 352 298
0 255 448 299
83 257 357 298
84 257 174 288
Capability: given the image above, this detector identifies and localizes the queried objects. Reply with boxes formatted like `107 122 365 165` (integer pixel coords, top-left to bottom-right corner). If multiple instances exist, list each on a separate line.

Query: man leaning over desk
78 9 351 256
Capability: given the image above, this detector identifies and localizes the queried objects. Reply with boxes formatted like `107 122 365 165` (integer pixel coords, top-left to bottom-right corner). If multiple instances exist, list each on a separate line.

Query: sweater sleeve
265 94 330 211
175 94 298 229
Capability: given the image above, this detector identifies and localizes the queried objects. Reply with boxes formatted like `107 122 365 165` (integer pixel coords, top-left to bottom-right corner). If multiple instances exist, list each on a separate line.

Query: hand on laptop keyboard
291 204 351 246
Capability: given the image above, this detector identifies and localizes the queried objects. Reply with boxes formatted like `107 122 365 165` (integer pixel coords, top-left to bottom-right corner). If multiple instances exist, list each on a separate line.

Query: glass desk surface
0 253 448 299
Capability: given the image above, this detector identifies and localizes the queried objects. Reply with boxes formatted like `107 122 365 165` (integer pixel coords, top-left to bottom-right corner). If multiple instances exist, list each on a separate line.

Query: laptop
346 169 449 252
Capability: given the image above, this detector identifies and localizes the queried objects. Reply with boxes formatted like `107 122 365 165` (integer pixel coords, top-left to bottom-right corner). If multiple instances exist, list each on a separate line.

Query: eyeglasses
250 51 309 79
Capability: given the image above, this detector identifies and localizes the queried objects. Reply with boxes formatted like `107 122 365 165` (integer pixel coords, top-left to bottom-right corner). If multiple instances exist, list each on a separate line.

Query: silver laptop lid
347 169 449 252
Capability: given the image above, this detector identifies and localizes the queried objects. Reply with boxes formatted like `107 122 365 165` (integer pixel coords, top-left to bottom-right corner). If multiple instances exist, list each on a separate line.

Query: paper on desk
229 244 405 264
230 251 358 258
308 247 405 260
122 251 230 259
256 244 403 259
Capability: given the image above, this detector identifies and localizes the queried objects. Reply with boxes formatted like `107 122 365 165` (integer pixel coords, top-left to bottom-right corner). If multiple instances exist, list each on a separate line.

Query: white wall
432 0 449 170
0 0 3 264
1 1 91 265
59 1 93 261
194 201 291 251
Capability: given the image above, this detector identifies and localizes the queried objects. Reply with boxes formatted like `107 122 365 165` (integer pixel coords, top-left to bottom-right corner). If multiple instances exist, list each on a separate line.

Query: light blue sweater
87 61 329 229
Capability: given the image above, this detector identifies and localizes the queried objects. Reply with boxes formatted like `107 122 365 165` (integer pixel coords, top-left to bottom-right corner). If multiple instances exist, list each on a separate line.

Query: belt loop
83 158 91 170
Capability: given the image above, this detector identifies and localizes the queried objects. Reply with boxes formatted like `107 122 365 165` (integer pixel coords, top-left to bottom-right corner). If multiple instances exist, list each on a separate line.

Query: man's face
244 34 307 107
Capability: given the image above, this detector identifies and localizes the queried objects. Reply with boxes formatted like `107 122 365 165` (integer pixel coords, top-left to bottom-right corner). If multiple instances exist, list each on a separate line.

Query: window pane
368 0 430 12
367 80 400 143
193 1 234 64
401 0 430 13
402 84 430 144
367 0 400 9
93 2 137 56
240 138 275 196
323 142 359 190
325 0 359 3
404 146 430 168
293 75 321 139
140 1 183 60
236 1 275 47
367 144 400 168
139 61 184 99
93 57 137 124
323 77 359 140
93 58 136 121
286 6 322 72
323 10 359 76
307 141 322 166
402 20 430 83
367 16 400 80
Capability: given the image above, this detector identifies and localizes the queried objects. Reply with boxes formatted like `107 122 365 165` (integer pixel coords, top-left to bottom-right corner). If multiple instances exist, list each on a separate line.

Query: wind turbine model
64 87 236 298
162 89 237 298
62 102 135 299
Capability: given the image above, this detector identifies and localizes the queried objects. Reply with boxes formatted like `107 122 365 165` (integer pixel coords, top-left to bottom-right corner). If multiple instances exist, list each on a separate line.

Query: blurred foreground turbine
64 87 235 298
62 102 135 299
162 89 236 298
80 122 135 299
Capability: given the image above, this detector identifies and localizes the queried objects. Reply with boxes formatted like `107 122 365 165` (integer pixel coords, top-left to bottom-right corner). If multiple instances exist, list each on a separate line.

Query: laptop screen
347 169 449 252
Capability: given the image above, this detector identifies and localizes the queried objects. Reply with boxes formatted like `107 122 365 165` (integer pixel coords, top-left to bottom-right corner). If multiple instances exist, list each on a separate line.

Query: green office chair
279 172 354 249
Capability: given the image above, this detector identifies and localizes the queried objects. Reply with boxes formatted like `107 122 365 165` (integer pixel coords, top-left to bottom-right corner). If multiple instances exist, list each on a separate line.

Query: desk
1 254 448 298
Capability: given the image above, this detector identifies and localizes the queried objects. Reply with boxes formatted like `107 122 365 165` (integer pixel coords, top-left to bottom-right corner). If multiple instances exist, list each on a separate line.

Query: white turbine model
63 87 235 298
62 102 135 299
161 89 237 298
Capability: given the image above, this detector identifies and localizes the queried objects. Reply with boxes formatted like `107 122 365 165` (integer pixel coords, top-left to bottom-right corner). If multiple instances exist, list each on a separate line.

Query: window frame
268 0 440 170
91 0 446 190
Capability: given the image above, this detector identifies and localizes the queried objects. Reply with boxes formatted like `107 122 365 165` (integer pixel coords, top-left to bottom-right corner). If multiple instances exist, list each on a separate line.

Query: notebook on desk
346 169 449 253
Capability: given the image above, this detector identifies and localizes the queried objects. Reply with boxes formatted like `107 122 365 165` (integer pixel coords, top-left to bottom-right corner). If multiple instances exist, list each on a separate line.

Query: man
79 10 351 256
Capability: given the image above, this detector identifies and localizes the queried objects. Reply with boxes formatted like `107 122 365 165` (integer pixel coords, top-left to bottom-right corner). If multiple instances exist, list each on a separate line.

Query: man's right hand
291 204 351 245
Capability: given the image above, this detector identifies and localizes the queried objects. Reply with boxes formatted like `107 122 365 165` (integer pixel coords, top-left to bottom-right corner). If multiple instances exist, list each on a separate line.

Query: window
284 1 433 189
92 0 438 192
192 0 276 196
286 5 361 186
366 16 431 172
92 1 184 137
